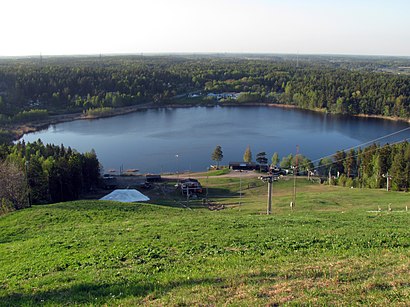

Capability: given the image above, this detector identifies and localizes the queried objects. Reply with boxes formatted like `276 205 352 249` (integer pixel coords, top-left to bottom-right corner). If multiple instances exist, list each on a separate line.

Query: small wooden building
229 162 268 172
178 178 203 195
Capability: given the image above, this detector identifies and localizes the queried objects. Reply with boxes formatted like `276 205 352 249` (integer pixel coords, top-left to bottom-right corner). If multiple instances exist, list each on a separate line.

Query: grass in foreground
0 180 409 306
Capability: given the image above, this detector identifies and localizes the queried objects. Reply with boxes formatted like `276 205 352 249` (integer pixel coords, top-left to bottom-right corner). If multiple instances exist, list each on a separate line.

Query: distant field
0 178 409 306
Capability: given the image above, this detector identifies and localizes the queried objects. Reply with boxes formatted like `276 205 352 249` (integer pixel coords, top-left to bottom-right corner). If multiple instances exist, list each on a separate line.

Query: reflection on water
20 106 410 173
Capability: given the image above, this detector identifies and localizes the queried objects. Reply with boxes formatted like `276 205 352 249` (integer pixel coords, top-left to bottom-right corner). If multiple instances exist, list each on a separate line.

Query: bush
13 109 48 123
84 107 114 117
0 198 14 215
338 174 347 187
345 177 355 188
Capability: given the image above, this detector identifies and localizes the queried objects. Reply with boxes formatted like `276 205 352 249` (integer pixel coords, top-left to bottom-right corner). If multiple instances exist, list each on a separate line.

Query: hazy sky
1 0 409 56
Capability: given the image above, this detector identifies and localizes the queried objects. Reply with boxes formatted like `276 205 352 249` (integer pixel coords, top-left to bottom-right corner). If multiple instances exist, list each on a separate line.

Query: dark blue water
20 106 410 173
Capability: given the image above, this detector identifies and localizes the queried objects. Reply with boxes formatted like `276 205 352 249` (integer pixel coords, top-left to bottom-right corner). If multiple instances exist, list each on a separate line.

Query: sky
1 0 410 57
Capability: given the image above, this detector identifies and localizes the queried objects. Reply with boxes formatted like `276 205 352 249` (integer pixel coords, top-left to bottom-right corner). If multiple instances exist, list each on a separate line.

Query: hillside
0 179 409 306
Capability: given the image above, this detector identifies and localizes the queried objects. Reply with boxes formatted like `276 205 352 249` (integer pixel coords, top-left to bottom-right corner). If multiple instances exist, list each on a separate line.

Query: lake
20 106 410 174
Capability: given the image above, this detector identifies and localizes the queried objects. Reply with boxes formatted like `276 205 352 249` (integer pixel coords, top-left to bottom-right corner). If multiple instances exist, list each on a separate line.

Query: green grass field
0 177 409 306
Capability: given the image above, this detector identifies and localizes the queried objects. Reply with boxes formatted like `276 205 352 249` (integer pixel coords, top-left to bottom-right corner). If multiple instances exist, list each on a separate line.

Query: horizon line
1 51 410 59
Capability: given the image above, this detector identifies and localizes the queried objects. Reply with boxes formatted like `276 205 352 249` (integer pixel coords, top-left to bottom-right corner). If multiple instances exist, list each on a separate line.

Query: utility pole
259 175 273 215
206 168 209 203
328 166 332 185
239 170 242 206
292 145 299 209
383 172 392 191
175 154 180 183
267 177 272 214
186 185 189 206
387 172 390 192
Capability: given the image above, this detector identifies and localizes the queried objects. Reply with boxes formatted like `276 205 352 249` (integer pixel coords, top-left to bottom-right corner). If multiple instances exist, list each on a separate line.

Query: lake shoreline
7 101 410 142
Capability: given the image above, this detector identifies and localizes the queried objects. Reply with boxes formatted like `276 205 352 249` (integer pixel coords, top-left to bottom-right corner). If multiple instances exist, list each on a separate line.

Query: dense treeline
0 140 100 213
316 141 410 191
0 55 409 128
271 141 410 191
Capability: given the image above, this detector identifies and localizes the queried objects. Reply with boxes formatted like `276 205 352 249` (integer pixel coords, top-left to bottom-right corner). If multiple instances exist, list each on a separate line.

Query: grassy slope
0 178 409 306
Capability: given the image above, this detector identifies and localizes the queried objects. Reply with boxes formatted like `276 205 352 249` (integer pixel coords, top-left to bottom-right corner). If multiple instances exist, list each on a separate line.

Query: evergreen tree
256 152 268 165
256 152 268 171
27 155 49 204
317 157 333 177
390 143 408 191
344 149 357 178
333 151 346 176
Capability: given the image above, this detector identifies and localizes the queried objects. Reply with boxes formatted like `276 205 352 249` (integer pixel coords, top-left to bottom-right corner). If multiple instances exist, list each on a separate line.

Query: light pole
206 167 209 202
175 154 180 183
382 172 392 191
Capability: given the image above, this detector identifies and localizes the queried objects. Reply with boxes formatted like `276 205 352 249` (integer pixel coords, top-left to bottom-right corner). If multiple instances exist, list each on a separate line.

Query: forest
317 141 410 191
0 55 409 137
274 141 409 191
0 140 100 213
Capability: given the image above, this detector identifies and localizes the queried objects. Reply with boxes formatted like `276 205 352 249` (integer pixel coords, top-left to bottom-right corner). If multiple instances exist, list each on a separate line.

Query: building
178 178 203 195
101 175 118 189
146 174 162 182
207 92 240 100
229 162 269 172
229 162 258 171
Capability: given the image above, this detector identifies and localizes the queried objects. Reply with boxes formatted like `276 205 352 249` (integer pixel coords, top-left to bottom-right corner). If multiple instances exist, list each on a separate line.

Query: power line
306 137 408 174
310 126 410 165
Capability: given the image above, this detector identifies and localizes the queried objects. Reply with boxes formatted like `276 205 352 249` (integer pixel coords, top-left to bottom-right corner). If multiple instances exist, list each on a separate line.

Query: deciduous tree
243 146 252 163
0 161 29 212
271 152 279 166
211 145 223 169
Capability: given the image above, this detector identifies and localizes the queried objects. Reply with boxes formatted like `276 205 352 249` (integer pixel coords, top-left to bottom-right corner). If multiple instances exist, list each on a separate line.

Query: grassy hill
0 178 409 306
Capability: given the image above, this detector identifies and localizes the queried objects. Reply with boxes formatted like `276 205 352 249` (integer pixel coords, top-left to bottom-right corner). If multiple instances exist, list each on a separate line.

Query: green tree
280 154 293 169
317 157 333 177
271 152 279 166
243 145 252 163
256 152 268 171
370 153 382 189
82 149 100 191
27 156 49 204
211 145 223 169
256 152 267 164
333 151 346 176
296 155 314 174
390 144 408 191
344 149 357 178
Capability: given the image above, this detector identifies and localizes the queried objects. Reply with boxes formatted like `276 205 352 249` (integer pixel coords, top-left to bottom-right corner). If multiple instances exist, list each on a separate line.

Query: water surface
20 106 410 173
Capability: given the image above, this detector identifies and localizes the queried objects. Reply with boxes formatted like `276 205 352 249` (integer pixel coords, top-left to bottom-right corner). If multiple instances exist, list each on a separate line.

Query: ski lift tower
259 175 273 215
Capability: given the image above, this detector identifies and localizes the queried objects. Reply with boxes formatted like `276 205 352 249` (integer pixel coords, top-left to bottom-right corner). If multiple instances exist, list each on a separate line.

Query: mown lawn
0 179 409 306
